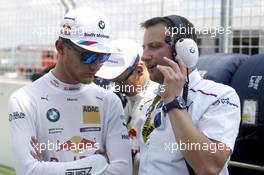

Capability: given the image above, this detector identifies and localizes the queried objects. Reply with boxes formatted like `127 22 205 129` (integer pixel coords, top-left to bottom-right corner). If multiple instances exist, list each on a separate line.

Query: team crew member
8 8 132 175
96 39 158 175
139 15 241 175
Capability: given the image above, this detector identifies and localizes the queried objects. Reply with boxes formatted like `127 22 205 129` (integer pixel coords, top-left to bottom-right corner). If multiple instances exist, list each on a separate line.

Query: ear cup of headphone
175 38 199 68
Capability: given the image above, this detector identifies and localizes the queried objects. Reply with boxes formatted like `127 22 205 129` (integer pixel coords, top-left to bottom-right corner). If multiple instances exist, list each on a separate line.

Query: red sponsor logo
57 136 97 154
128 128 137 137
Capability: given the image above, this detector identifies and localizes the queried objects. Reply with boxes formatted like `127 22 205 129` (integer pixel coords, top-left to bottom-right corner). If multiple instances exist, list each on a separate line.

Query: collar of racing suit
45 70 86 94
188 68 202 90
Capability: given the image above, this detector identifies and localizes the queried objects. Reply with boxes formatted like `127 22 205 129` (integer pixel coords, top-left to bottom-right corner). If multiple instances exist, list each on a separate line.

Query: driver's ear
55 39 65 55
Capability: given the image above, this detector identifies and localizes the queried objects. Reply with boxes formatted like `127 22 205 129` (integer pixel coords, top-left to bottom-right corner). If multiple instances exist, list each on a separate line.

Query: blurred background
0 0 264 79
0 0 264 80
0 0 264 174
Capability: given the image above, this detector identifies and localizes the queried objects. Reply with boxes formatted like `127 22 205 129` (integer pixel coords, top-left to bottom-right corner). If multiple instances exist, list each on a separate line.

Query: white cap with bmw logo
59 8 119 54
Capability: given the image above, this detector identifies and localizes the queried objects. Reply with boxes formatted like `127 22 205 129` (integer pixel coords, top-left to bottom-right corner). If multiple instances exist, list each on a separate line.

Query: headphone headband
163 15 184 30
163 15 186 57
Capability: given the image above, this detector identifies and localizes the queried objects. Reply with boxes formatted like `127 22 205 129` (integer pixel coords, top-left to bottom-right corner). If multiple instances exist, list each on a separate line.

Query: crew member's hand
95 149 109 163
157 56 187 103
30 136 44 161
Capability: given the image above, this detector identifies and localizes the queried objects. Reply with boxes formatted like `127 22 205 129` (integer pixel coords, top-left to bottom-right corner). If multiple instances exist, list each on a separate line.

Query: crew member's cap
96 39 143 79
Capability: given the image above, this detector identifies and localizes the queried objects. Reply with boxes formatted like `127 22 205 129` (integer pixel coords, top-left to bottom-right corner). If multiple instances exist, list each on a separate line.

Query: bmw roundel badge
98 20 105 29
46 108 60 122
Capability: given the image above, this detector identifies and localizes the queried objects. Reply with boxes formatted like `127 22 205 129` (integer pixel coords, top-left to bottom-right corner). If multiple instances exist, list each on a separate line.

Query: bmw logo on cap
98 20 105 29
47 108 60 122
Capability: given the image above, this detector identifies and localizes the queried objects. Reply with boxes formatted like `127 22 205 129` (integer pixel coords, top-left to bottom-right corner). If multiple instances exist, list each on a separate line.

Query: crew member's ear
55 39 65 55
135 63 144 76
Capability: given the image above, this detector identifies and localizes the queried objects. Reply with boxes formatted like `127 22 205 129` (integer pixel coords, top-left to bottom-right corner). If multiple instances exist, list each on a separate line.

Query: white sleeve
102 93 132 175
8 93 108 175
198 89 241 150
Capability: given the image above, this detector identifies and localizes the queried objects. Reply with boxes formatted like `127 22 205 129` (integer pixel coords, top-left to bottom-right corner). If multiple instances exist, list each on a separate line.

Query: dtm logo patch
82 105 100 124
46 108 60 122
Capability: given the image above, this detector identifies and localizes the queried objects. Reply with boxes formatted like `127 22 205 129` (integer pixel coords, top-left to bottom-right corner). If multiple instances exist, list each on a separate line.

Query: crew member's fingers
175 55 187 76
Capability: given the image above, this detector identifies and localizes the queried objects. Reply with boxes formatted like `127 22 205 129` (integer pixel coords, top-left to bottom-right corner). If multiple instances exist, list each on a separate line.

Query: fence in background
1 0 264 80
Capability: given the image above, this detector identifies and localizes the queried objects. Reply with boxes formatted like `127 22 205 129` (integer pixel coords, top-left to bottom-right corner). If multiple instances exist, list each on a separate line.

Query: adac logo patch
82 105 100 124
98 20 105 29
47 108 60 122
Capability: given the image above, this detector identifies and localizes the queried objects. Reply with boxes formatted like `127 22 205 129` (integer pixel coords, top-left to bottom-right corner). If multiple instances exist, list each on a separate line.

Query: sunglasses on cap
63 39 111 64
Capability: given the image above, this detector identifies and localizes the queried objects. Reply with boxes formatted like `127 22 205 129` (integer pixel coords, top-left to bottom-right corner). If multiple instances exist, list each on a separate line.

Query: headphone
163 15 199 113
163 16 197 175
163 15 199 68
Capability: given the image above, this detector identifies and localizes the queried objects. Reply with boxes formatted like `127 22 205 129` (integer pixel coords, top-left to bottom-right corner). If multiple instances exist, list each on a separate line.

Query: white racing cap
59 8 118 53
96 39 143 80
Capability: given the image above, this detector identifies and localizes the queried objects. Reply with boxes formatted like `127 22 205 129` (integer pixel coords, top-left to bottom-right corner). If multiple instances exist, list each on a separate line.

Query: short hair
141 15 197 42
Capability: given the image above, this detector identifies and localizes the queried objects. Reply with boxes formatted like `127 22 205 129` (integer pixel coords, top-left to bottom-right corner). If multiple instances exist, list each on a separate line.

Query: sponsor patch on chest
82 105 100 124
